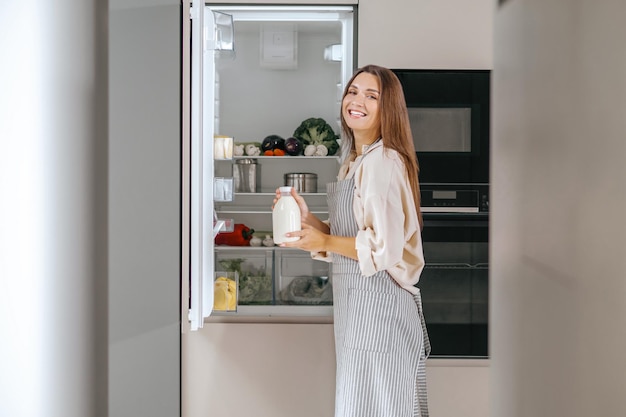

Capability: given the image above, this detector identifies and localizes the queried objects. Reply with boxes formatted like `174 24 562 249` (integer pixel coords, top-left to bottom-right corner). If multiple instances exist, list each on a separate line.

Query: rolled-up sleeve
352 146 424 292
355 191 405 277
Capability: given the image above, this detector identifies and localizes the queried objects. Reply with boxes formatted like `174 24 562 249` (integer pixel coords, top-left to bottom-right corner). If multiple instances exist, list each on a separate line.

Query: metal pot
284 173 317 193
233 158 258 193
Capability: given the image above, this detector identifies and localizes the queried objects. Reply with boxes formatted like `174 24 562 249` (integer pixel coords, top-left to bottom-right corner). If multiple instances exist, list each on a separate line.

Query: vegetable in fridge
261 134 286 152
284 137 303 156
293 117 339 156
214 223 255 246
244 144 261 156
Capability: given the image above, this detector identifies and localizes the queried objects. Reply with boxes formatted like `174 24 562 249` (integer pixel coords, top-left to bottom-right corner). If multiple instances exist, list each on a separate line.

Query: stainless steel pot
284 173 317 193
233 158 258 193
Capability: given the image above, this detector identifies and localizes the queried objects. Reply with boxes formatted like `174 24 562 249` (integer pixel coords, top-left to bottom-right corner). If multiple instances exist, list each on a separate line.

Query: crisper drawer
216 249 274 306
213 248 333 319
275 249 332 306
419 263 488 357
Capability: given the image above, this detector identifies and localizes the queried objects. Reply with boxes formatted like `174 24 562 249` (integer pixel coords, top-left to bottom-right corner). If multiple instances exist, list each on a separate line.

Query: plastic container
272 186 301 244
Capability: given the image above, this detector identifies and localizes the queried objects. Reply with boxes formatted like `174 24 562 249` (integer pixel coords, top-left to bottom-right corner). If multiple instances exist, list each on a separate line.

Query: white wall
492 1 626 415
1 2 108 416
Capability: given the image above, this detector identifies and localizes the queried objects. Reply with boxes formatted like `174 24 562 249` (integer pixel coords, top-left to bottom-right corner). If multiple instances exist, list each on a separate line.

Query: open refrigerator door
187 0 234 331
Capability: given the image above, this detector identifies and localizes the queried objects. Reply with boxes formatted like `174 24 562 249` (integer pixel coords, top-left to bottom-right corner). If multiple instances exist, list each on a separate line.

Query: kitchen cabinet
212 155 339 320
358 0 494 69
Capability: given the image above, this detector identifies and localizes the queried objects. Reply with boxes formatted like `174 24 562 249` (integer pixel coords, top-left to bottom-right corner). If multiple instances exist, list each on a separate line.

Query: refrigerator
184 3 355 328
181 3 355 416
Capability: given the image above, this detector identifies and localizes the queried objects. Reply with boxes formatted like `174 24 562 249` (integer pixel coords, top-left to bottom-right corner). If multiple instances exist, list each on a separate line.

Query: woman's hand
281 223 358 261
279 223 329 252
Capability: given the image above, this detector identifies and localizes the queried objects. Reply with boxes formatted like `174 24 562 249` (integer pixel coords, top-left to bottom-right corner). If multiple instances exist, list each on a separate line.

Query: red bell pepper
215 223 255 246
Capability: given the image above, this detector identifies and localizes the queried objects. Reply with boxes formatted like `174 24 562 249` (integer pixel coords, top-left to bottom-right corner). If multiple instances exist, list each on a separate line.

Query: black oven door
419 213 489 358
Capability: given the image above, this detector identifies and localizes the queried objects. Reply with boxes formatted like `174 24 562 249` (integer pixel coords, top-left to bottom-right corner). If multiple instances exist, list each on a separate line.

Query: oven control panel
420 183 489 213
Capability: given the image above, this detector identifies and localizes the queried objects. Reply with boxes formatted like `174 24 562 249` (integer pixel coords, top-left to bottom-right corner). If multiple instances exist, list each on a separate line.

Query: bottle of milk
273 186 301 244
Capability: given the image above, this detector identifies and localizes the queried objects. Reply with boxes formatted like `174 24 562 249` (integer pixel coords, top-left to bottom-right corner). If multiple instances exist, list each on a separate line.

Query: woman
276 65 430 417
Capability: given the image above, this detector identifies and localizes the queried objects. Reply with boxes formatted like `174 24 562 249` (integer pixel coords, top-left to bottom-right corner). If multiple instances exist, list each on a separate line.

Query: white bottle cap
279 186 293 193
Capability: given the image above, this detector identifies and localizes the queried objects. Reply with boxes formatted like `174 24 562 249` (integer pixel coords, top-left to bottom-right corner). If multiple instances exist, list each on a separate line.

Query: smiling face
342 72 381 143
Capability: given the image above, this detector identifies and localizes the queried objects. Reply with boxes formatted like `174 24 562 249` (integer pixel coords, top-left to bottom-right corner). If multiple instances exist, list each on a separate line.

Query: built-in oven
418 185 489 358
392 69 490 184
392 69 491 357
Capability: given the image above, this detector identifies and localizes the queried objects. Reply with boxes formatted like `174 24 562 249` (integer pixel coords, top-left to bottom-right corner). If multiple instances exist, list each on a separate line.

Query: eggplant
284 137 303 156
261 135 286 152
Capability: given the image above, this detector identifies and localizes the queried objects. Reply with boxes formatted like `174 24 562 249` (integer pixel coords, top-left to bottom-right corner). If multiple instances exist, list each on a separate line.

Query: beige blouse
322 140 425 294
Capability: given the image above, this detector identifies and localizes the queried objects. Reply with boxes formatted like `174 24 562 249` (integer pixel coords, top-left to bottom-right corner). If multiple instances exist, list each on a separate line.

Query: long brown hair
340 65 423 229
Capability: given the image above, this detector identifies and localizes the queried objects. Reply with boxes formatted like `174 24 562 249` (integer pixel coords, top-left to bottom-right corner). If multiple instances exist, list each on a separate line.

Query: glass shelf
229 155 340 161
209 305 333 322
215 206 328 214
233 191 328 196
214 245 309 251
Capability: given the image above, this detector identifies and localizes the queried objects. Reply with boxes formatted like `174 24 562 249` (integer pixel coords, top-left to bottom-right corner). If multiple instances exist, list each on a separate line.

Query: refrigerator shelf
215 206 329 214
214 245 312 251
232 191 328 196
230 155 340 161
209 305 334 321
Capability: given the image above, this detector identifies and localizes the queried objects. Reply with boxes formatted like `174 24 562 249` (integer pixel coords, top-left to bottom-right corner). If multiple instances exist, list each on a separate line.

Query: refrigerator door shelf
213 177 234 202
210 11 234 52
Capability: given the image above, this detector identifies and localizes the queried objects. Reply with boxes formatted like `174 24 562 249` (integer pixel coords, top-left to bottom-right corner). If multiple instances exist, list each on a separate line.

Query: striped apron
328 173 430 417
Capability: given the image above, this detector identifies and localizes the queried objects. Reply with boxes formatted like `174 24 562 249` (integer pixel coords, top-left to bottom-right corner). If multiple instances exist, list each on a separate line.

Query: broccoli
293 117 339 156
